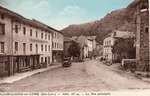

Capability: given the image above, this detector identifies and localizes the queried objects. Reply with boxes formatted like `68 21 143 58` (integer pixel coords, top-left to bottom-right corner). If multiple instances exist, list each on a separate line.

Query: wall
0 13 12 55
103 37 115 61
0 14 12 76
136 0 149 71
52 31 64 51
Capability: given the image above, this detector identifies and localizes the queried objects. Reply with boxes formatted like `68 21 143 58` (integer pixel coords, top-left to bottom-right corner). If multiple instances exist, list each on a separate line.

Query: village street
0 60 149 92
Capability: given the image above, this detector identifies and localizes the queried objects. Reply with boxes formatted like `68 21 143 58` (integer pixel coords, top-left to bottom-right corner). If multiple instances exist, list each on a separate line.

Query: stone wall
136 0 149 71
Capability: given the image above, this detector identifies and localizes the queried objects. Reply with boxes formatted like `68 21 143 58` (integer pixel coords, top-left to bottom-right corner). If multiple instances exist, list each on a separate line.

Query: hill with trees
61 0 137 44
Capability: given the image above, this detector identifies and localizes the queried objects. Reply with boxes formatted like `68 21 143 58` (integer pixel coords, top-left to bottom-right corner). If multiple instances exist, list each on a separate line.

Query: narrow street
0 60 149 92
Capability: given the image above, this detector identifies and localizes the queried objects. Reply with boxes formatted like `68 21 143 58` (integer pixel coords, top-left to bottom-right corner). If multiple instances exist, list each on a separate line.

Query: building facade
86 36 96 58
103 37 115 61
135 0 149 71
64 37 74 57
0 6 56 76
52 29 64 63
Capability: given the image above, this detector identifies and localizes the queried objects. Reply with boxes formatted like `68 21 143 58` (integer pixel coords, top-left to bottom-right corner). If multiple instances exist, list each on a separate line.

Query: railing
122 59 150 76
143 60 150 77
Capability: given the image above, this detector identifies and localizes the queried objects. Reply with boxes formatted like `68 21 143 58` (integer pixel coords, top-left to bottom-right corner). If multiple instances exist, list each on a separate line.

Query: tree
68 41 80 57
112 37 136 62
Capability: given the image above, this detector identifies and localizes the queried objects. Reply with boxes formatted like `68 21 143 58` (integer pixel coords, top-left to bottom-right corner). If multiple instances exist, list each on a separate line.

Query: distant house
86 36 96 58
95 42 103 56
68 35 96 60
103 37 115 61
103 30 135 62
64 37 75 57
52 30 64 63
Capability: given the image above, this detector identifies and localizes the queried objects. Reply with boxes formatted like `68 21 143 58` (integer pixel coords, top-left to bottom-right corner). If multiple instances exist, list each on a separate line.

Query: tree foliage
112 37 136 60
68 41 80 57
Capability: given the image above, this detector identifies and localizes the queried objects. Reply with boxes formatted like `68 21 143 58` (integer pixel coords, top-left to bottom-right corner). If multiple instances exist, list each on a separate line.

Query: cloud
48 5 88 30
0 0 7 6
7 0 51 19
60 5 86 17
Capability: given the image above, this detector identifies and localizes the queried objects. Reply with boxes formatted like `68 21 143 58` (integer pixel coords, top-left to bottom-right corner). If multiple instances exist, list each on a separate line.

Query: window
15 25 18 33
48 57 50 64
41 33 43 39
48 34 50 40
52 42 54 48
55 33 57 38
45 34 47 40
23 43 26 54
23 27 26 35
30 44 32 51
36 44 38 53
36 31 38 38
49 45 50 52
0 42 4 53
30 29 32 36
0 23 5 35
41 44 43 51
55 43 56 48
45 57 47 64
145 27 149 33
45 45 47 52
15 42 18 51
41 57 43 63
1 14 4 20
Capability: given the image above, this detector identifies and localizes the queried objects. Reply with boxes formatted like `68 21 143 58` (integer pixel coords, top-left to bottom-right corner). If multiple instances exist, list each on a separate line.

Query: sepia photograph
0 0 149 95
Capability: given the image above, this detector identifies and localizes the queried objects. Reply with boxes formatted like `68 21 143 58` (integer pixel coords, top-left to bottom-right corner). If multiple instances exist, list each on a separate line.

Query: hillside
61 0 137 44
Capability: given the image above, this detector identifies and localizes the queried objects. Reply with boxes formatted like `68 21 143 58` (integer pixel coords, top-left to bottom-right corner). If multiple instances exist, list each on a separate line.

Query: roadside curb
98 60 150 84
134 72 150 83
0 65 61 84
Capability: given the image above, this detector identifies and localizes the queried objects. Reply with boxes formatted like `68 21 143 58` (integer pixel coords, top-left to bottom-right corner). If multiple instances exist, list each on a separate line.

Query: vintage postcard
0 0 149 96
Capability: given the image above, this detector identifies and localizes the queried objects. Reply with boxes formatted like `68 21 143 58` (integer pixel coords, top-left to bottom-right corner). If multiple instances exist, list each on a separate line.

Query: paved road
86 60 150 91
0 60 149 92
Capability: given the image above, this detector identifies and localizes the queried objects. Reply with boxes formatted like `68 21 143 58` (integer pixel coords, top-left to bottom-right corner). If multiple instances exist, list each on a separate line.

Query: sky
0 0 134 30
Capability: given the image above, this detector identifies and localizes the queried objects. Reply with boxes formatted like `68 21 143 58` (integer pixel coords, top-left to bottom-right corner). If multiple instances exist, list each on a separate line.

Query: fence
121 59 136 72
122 59 150 75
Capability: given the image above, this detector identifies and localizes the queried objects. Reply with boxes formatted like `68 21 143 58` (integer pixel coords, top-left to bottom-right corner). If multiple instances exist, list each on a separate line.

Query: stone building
135 0 149 71
0 6 60 76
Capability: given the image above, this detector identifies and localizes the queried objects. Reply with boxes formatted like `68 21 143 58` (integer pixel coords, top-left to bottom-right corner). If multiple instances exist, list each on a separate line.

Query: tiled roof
0 6 62 34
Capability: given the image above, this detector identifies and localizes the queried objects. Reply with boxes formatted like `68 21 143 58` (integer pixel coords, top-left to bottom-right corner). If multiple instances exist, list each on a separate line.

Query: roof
112 30 135 38
87 36 96 40
64 37 75 42
0 6 62 34
104 36 114 41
